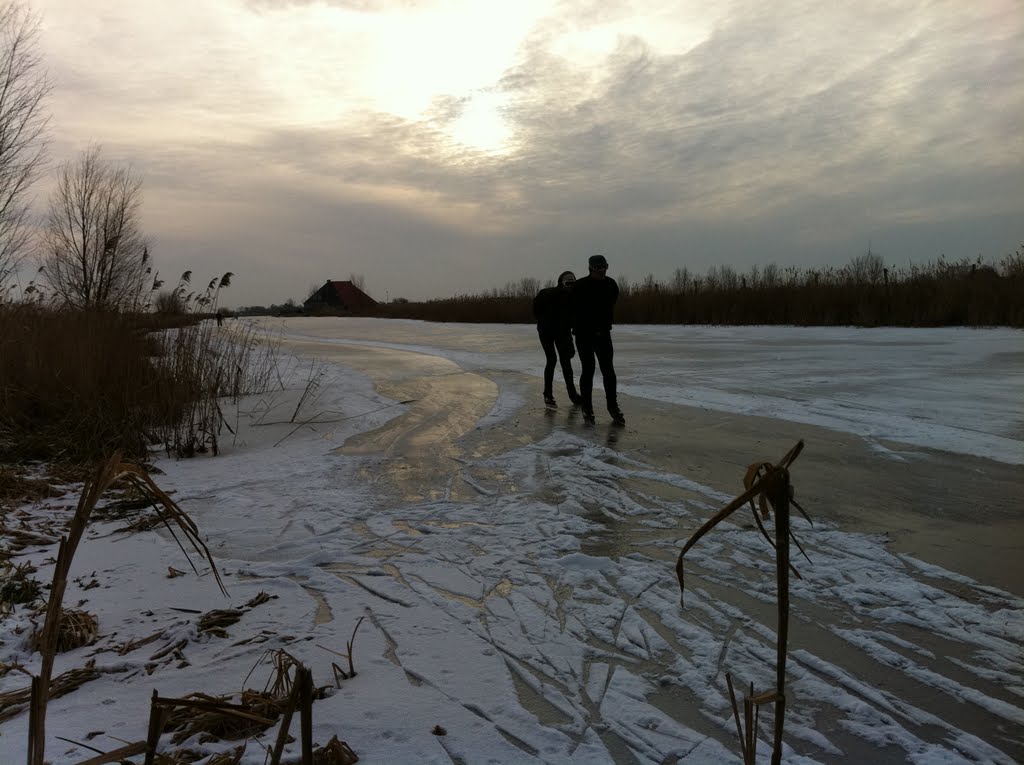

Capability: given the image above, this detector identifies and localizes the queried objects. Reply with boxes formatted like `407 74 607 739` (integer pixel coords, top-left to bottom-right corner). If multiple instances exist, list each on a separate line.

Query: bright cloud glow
444 90 516 154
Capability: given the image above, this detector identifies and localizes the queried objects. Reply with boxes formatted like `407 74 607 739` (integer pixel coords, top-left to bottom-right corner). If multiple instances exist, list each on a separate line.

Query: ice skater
533 271 582 408
572 254 624 425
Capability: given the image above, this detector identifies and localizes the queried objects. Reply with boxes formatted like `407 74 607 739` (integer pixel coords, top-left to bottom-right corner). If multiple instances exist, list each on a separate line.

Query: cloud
28 0 1024 304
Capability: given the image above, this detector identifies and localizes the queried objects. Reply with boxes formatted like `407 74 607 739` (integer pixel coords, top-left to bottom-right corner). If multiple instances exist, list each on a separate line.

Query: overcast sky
30 0 1024 306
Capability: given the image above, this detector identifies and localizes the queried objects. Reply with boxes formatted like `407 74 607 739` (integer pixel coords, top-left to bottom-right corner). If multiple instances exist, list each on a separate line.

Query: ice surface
1 320 1021 764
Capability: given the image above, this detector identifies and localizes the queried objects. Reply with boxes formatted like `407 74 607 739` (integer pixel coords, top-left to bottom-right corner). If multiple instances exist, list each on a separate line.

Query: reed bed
377 249 1024 327
0 297 282 466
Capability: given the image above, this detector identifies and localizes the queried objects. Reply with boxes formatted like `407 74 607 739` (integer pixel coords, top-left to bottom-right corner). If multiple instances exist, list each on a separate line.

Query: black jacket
571 275 618 334
533 286 573 336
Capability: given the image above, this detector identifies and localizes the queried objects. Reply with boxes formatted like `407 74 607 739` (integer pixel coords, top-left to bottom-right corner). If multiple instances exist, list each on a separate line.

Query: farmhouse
303 280 378 315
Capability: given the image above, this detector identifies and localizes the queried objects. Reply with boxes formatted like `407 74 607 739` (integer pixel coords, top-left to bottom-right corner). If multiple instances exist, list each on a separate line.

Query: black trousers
575 331 617 412
539 331 577 397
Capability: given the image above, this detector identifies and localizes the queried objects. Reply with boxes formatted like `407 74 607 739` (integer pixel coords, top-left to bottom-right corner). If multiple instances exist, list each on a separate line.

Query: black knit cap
589 254 609 268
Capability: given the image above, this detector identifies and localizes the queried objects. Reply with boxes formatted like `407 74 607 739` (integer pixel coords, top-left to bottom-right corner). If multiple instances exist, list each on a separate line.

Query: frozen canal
3 319 1021 764
275 319 1024 465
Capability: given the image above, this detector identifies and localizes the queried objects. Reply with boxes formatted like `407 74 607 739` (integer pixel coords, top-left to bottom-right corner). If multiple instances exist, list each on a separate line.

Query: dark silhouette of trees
0 2 50 287
42 145 152 310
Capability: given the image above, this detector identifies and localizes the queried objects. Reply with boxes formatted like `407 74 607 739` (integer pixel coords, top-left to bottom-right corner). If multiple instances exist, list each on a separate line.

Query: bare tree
846 250 886 285
43 145 152 310
0 2 50 286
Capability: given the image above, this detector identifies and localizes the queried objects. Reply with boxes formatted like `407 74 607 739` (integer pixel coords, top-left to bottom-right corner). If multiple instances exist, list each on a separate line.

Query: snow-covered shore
2 320 1021 764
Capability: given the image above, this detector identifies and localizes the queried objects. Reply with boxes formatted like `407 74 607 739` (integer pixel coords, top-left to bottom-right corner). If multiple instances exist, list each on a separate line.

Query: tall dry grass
0 304 163 462
0 302 280 464
149 317 281 458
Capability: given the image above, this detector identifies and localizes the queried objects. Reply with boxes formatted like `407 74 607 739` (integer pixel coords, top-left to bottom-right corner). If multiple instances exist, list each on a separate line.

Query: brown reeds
376 247 1024 327
158 691 284 745
0 467 62 509
0 284 282 464
318 616 365 686
137 656 326 764
149 316 281 458
676 440 807 765
0 662 100 725
0 561 41 612
34 608 98 653
26 454 226 765
313 735 359 764
197 591 276 639
0 304 165 462
268 664 315 765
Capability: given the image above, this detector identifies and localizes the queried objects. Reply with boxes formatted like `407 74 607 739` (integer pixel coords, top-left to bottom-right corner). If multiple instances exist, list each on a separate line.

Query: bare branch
42 145 152 310
0 2 51 286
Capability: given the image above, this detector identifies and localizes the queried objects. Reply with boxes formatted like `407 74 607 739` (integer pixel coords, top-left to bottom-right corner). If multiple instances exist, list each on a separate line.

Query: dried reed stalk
152 691 283 751
676 440 806 765
198 608 244 637
269 665 315 765
42 608 98 653
0 561 41 611
319 616 365 685
27 453 226 765
144 690 169 765
74 740 147 765
0 663 100 724
313 735 359 765
203 746 246 765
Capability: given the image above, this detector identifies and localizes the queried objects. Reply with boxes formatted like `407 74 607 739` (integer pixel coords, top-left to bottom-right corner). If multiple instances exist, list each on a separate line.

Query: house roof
308 280 378 312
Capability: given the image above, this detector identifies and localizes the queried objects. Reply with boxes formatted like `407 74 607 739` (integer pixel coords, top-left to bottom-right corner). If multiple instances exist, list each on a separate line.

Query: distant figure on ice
572 254 624 425
533 271 582 408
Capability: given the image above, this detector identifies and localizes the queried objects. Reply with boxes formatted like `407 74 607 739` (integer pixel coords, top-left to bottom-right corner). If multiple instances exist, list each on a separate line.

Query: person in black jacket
572 254 624 425
533 271 582 408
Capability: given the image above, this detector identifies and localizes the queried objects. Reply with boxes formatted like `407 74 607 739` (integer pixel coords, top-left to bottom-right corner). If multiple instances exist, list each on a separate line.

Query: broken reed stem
300 666 313 764
347 616 364 678
772 472 791 765
75 741 147 765
675 440 805 765
27 453 226 765
725 674 746 763
269 666 314 765
29 454 121 765
745 682 755 765
144 689 166 765
269 677 303 765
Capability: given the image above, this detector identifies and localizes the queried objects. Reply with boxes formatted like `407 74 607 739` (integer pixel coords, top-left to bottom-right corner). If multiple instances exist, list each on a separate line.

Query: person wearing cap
533 270 582 408
571 254 624 425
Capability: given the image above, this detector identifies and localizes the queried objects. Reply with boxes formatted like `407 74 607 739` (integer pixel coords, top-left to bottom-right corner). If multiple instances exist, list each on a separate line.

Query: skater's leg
556 336 580 404
575 334 596 415
595 334 620 416
539 333 557 398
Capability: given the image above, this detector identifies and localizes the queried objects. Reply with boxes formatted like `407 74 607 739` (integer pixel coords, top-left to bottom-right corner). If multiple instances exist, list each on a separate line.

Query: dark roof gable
304 280 378 313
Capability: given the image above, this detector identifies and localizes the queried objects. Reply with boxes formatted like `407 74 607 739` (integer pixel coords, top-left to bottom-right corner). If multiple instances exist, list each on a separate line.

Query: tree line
376 250 1024 327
